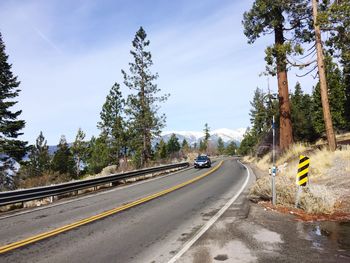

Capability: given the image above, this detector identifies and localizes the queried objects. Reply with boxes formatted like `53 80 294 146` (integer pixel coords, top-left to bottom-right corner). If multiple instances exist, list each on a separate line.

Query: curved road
0 158 249 263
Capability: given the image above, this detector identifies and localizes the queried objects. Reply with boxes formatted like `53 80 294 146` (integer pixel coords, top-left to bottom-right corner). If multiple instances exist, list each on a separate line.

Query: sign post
272 115 276 206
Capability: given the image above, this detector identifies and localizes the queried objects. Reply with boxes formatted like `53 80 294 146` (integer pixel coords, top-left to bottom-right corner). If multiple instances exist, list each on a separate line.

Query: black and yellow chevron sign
297 155 310 186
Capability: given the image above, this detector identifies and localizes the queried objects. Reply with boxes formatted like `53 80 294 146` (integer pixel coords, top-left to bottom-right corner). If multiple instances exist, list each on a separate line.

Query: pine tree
344 66 350 130
225 141 237 156
159 139 168 159
122 27 169 167
238 128 258 156
26 131 51 177
51 135 75 176
325 56 347 131
217 137 225 155
249 87 266 137
243 1 312 150
98 82 127 166
71 128 88 178
86 136 110 174
197 140 203 152
181 139 190 153
312 55 347 135
312 0 337 150
0 32 27 190
203 123 210 152
291 82 317 142
167 134 180 156
311 84 324 136
320 0 350 65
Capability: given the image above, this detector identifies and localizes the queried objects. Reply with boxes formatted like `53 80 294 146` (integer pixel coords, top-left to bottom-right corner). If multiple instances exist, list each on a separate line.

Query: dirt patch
260 201 350 222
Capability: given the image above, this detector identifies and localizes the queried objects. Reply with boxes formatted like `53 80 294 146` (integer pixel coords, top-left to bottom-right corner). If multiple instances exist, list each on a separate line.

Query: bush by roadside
245 144 350 215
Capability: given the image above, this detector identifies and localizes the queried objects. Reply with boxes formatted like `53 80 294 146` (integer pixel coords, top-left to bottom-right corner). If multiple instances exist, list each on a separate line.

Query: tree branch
296 65 318 77
287 57 316 67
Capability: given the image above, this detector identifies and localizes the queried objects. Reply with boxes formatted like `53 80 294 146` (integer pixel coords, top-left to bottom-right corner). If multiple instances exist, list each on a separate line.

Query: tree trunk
275 24 293 151
76 156 80 177
312 0 337 151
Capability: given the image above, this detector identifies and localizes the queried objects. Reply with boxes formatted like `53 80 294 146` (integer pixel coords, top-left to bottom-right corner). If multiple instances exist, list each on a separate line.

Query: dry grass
248 143 350 215
299 185 338 214
18 172 71 189
336 132 350 141
315 132 350 145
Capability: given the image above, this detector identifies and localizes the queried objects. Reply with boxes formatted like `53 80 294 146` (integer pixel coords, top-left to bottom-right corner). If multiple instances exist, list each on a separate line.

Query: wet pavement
177 169 350 263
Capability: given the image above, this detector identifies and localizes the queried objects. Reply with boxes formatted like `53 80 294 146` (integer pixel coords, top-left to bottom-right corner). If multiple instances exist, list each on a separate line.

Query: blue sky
0 0 316 145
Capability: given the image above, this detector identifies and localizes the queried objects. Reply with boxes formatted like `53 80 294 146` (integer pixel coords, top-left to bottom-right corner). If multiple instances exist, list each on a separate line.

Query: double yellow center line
0 160 223 254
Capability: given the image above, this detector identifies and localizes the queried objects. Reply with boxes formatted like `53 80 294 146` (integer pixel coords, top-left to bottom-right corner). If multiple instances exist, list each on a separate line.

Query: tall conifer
27 132 50 177
98 82 127 165
122 27 168 167
0 32 27 190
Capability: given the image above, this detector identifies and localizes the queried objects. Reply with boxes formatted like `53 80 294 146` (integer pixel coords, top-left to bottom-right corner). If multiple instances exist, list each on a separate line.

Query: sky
0 0 317 145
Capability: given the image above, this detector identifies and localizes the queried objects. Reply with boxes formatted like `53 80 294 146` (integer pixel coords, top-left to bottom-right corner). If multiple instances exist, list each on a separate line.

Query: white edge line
167 159 250 263
0 166 195 221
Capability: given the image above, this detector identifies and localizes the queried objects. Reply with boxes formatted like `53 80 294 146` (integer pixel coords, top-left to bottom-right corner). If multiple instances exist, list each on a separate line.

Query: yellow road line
0 160 224 254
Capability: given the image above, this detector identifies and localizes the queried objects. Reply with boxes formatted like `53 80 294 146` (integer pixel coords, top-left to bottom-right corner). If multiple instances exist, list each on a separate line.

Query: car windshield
196 156 208 161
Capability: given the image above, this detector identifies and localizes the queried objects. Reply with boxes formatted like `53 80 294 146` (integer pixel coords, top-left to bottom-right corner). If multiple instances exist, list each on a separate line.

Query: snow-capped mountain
161 128 246 146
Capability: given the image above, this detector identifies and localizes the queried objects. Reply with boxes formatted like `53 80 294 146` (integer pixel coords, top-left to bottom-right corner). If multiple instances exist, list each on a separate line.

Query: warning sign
297 155 310 186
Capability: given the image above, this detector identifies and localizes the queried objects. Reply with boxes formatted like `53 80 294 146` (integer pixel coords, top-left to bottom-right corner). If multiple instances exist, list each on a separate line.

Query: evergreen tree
217 137 225 155
167 134 180 156
51 135 75 176
122 27 169 167
26 131 51 177
0 32 27 190
311 84 324 136
181 139 190 153
71 128 88 178
98 82 127 166
291 82 317 142
324 56 347 131
344 66 350 130
157 139 168 159
312 0 337 151
320 0 350 64
86 136 110 174
238 128 258 156
202 123 210 152
199 140 206 152
249 87 266 137
243 0 311 150
225 141 237 156
312 55 347 135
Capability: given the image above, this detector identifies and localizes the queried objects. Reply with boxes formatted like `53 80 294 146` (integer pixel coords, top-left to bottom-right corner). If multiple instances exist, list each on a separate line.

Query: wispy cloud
32 27 62 53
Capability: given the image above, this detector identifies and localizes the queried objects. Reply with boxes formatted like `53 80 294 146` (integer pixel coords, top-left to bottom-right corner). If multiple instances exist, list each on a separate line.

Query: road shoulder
176 163 350 263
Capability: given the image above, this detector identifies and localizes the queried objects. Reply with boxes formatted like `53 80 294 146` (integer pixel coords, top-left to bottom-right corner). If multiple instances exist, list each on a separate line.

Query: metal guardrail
0 162 190 206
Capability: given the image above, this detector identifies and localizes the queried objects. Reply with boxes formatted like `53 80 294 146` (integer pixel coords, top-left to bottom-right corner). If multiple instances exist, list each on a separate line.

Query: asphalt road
0 158 248 263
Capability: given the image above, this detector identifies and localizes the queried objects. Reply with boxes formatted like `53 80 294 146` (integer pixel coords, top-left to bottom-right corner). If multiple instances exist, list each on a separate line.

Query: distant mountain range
160 128 246 146
45 128 246 154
